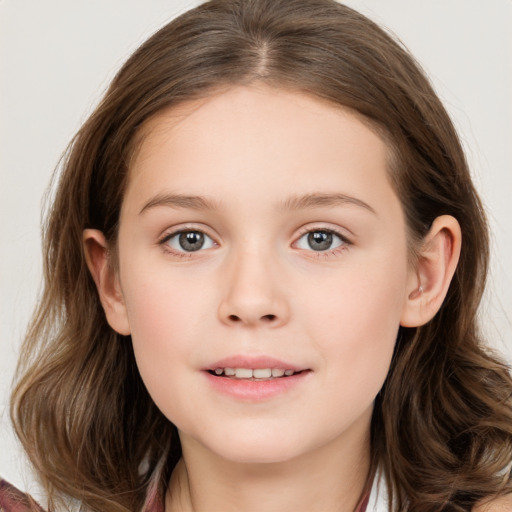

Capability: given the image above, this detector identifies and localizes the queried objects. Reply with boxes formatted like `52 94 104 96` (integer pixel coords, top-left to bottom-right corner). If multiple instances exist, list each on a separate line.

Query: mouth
207 367 308 380
203 356 312 400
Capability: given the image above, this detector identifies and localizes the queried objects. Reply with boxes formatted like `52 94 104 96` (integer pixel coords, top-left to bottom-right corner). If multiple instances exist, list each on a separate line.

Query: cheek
121 273 216 432
301 251 408 395
126 281 202 333
119 264 211 388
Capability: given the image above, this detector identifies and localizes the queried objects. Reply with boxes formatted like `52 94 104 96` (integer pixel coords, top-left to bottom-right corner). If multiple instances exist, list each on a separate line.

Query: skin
475 497 512 512
84 85 463 512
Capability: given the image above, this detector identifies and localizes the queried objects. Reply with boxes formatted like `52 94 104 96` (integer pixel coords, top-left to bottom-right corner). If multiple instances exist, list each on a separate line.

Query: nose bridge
218 239 289 327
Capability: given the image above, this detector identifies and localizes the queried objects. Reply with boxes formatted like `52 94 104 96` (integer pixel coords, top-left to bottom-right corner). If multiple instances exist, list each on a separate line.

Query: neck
166 410 372 512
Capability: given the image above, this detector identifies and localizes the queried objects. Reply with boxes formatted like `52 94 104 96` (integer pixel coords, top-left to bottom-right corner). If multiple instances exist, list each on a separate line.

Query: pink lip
204 355 305 372
202 355 311 401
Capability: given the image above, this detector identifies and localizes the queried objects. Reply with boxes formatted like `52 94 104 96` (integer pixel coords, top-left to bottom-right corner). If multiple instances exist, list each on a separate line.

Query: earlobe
83 229 131 335
400 215 462 328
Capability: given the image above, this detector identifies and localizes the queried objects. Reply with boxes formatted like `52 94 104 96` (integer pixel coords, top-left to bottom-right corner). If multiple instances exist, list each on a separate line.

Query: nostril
225 313 277 323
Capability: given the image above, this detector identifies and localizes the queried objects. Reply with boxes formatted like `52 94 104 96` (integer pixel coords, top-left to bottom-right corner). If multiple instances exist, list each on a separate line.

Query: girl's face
115 85 415 464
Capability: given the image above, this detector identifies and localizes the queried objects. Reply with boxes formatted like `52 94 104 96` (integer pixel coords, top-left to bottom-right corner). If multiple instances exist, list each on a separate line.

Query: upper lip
204 355 307 372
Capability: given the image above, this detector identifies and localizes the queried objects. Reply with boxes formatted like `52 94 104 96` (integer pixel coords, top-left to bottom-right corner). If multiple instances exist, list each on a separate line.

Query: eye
295 229 345 252
163 230 216 252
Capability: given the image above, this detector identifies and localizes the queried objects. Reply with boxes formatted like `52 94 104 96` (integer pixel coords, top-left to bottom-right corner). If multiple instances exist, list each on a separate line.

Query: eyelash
157 226 352 259
157 227 216 259
294 226 352 259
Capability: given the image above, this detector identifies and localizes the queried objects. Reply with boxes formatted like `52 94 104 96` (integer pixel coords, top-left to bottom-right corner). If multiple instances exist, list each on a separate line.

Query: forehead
124 84 400 219
132 84 389 164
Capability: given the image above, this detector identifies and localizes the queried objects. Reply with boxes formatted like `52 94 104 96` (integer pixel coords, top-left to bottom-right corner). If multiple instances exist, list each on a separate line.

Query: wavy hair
11 0 512 510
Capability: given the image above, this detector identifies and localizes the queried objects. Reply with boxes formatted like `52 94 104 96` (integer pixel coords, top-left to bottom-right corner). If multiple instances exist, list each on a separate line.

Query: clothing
0 477 163 512
0 476 369 512
0 478 44 512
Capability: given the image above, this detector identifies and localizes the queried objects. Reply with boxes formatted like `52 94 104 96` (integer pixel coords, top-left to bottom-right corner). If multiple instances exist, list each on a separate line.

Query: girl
4 0 512 510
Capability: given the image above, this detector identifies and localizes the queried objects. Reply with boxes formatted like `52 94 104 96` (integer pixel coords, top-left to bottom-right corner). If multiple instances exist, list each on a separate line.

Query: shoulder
474 495 512 512
0 478 45 511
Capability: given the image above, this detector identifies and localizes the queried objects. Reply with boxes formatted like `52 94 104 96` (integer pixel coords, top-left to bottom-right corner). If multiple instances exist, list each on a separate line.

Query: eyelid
294 224 352 244
292 224 353 255
155 223 352 258
157 224 219 254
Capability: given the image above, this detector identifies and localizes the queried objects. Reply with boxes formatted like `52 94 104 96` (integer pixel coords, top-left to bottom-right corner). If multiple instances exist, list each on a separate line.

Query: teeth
212 367 298 379
235 368 253 379
253 368 272 378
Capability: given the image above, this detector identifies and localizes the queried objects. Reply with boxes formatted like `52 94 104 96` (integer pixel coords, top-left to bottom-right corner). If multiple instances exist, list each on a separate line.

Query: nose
217 245 290 328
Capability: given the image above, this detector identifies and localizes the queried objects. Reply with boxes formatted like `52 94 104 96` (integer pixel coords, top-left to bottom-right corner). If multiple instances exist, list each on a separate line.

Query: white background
1 0 511 494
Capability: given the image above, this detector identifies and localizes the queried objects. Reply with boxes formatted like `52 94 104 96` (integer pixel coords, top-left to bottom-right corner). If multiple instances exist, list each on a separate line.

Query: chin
220 448 300 465
230 448 294 464
206 430 311 465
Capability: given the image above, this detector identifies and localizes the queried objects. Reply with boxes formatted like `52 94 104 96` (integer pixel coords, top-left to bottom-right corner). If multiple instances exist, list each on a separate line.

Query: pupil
179 231 204 251
308 231 332 251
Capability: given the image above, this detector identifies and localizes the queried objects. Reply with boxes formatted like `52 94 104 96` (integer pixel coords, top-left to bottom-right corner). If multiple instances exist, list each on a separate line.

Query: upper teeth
213 368 296 379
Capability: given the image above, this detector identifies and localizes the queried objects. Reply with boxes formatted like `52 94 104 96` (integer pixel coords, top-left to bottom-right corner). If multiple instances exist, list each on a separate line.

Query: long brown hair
11 1 512 510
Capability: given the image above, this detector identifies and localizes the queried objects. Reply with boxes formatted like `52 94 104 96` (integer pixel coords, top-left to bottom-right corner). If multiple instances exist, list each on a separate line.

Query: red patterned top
0 479 44 512
0 476 369 512
0 477 163 512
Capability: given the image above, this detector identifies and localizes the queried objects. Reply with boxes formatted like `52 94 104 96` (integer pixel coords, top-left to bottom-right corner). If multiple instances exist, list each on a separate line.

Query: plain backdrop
1 0 511 495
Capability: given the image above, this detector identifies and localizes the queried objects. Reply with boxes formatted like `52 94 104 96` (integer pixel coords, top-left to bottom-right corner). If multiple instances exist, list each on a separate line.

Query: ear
400 215 462 328
83 229 131 335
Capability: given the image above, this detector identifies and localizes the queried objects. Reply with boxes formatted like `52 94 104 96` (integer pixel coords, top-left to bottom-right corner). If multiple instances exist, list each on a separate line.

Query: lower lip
204 371 311 401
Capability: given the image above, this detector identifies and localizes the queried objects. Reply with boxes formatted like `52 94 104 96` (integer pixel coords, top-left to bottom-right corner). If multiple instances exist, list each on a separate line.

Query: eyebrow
139 192 376 215
281 193 377 215
139 193 220 214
